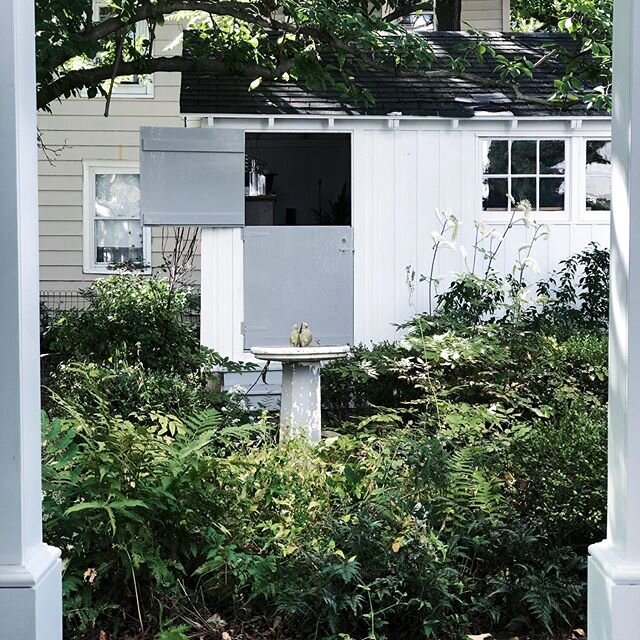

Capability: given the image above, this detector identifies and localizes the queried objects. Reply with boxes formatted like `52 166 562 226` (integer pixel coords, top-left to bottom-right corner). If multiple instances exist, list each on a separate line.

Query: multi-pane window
83 163 151 273
93 0 153 96
585 140 612 212
482 139 567 213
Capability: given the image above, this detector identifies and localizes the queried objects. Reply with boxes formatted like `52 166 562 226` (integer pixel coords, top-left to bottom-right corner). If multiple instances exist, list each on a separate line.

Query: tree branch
45 1 298 72
37 55 286 110
37 47 566 114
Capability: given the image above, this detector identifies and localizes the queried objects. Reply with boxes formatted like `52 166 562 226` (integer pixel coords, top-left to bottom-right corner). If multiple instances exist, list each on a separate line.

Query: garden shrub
526 242 610 335
44 323 606 639
40 256 609 639
47 359 227 420
41 274 255 420
321 342 419 425
47 275 202 372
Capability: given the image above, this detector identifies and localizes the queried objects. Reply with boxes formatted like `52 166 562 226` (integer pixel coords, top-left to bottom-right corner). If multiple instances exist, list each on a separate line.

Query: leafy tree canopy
511 0 612 109
35 0 611 113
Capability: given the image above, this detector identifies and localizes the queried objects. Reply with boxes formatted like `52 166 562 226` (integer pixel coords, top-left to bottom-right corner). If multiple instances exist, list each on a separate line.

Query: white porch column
588 0 640 636
0 0 62 638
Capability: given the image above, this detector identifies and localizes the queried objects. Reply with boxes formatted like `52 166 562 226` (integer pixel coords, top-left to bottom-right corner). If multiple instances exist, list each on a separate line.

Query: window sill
83 265 152 276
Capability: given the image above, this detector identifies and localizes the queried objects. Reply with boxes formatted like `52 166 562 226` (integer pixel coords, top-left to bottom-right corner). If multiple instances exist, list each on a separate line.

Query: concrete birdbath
251 345 350 442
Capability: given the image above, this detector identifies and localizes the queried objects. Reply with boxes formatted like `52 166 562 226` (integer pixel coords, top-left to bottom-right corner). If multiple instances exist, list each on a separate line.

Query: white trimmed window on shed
585 139 612 214
481 138 567 215
82 162 151 274
92 0 154 97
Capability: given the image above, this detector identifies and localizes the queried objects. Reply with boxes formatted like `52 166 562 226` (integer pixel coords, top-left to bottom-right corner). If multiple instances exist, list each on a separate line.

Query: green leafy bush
47 275 202 372
40 263 608 639
43 407 267 637
47 359 226 420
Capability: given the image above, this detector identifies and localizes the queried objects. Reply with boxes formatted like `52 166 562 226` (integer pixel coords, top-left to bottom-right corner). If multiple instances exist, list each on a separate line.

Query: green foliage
321 342 418 425
36 0 609 114
432 242 609 334
35 0 442 110
42 406 267 637
42 275 257 426
512 0 612 109
41 268 607 639
321 320 606 636
48 275 203 372
526 243 610 335
47 359 227 420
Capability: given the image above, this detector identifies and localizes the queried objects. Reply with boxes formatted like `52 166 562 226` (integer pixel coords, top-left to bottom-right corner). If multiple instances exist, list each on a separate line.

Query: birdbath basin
251 345 350 442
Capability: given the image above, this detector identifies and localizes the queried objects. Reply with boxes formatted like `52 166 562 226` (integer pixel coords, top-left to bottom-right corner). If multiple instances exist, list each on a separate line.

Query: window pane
95 173 140 218
586 141 612 211
539 177 565 211
95 219 144 265
540 140 566 174
482 140 508 174
511 140 537 174
482 178 508 211
511 177 537 209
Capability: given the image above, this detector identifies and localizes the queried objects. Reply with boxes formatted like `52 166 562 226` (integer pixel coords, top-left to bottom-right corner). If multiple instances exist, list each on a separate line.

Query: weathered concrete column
280 362 323 442
0 0 63 637
251 346 350 442
588 0 640 636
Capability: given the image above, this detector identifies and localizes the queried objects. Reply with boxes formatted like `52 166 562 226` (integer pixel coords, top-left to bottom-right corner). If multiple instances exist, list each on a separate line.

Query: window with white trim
585 139 612 213
92 0 153 97
83 162 151 274
481 139 567 213
399 1 436 32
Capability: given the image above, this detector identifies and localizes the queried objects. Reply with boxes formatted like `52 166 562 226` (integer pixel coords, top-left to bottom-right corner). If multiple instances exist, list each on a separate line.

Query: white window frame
385 1 436 30
479 136 571 223
579 137 612 223
91 0 154 98
82 160 152 275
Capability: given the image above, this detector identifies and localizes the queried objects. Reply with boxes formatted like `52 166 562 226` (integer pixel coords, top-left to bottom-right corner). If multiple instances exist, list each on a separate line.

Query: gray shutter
140 127 244 226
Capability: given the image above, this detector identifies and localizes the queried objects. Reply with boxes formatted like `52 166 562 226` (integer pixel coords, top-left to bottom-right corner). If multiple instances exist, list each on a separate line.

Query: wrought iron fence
39 289 201 326
40 290 90 317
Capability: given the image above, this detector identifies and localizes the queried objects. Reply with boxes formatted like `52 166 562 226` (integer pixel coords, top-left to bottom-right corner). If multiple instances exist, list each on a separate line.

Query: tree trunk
436 0 461 30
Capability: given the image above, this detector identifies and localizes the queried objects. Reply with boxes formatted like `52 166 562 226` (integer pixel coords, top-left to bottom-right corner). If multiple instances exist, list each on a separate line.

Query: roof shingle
180 31 606 118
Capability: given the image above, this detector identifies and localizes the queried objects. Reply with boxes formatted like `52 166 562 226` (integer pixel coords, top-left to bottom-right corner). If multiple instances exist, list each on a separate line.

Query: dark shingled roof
180 31 605 118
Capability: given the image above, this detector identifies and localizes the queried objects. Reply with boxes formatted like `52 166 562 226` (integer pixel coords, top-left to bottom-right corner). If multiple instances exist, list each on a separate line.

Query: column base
588 541 640 640
0 544 62 640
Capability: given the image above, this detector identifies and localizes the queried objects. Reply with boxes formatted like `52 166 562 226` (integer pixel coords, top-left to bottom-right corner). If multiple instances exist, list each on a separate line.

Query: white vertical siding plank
433 130 465 310
231 228 245 361
415 131 441 314
200 229 217 350
571 223 595 255
371 131 397 342
353 130 374 345
394 130 419 326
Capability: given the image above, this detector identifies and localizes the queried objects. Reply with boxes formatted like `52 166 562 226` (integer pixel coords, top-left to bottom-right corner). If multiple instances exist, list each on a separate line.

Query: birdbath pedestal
251 345 350 442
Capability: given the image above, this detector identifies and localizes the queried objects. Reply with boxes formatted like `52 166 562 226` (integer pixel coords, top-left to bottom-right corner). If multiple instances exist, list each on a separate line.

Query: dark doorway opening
244 132 351 226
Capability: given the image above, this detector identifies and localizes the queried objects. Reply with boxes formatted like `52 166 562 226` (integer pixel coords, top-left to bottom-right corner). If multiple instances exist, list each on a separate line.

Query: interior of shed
244 132 351 226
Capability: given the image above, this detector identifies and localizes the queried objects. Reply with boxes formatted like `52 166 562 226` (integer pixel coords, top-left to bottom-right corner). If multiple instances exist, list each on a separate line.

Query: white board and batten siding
198 115 611 362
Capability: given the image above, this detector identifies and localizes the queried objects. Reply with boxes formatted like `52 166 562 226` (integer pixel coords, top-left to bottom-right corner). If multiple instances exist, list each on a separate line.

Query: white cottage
142 31 612 391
